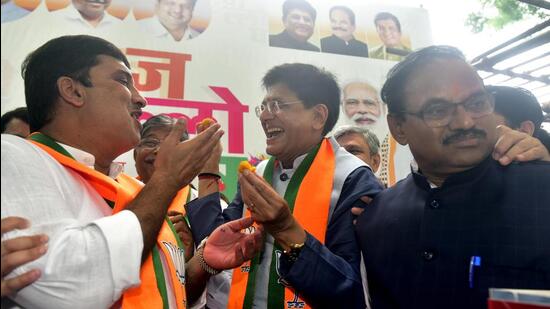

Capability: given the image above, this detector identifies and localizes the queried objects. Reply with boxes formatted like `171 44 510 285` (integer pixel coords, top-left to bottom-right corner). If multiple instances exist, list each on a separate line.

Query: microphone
280 173 289 181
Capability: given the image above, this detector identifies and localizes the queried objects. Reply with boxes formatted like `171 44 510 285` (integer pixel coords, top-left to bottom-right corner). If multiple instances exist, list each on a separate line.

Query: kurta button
430 200 440 209
422 250 435 261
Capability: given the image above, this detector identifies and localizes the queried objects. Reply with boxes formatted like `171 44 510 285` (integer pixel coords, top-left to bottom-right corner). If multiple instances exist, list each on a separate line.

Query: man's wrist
196 238 221 275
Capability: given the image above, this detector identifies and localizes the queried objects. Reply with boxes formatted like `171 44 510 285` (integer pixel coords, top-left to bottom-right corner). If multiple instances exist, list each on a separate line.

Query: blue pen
469 256 481 288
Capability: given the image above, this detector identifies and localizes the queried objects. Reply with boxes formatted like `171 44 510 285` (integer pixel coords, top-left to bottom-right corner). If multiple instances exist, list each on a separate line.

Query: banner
1 0 432 198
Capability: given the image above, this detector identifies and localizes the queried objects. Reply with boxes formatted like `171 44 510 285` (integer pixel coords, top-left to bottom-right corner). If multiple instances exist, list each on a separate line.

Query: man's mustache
332 27 346 32
351 112 379 125
443 129 486 145
86 0 107 3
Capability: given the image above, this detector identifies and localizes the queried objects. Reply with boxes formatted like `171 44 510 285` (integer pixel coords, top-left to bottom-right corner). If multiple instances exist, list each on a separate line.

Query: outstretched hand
202 217 263 270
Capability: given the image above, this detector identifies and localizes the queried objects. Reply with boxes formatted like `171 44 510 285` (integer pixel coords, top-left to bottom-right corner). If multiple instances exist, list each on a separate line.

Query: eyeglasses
137 132 189 150
254 99 302 118
402 92 495 128
137 138 162 150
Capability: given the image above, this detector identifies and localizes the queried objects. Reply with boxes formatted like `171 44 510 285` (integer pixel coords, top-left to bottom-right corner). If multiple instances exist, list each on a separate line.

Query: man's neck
278 138 323 169
164 23 188 41
80 12 104 27
337 34 353 42
40 127 114 176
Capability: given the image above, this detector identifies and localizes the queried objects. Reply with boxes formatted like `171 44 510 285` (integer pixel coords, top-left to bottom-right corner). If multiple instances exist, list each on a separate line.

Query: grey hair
140 114 189 141
333 125 380 155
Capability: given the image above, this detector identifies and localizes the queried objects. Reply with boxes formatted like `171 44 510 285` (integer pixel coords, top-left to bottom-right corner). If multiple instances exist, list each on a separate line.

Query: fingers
351 207 364 217
238 171 273 212
493 125 548 165
360 196 373 204
1 217 29 234
225 217 254 233
1 240 47 277
1 269 41 297
2 234 48 255
164 119 188 146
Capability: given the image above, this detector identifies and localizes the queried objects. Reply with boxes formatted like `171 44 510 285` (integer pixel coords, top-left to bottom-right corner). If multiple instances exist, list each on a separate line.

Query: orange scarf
228 138 335 308
28 133 189 309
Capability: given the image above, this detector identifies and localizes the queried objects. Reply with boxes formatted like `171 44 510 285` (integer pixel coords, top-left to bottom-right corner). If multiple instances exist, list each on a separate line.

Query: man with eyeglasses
356 46 550 308
185 63 383 308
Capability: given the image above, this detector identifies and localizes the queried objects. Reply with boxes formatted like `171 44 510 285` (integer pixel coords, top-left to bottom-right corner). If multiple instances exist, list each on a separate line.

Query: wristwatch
197 238 221 275
282 242 305 263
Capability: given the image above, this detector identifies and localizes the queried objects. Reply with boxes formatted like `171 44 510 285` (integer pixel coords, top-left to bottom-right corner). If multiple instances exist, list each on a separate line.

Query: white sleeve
1 135 143 309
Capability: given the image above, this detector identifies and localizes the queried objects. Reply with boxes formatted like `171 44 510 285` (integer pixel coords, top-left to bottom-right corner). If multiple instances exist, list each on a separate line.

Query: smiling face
259 83 324 167
72 0 111 20
376 18 402 48
343 82 384 128
79 55 146 157
389 58 497 178
330 8 354 41
156 0 194 31
283 8 314 42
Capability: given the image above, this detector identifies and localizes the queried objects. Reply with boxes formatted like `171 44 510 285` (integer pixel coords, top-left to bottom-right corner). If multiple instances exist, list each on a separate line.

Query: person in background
489 85 550 154
334 125 381 174
320 6 368 58
369 12 411 61
134 113 231 309
139 0 201 42
1 34 262 309
52 0 122 31
356 45 550 309
269 0 320 52
1 107 30 137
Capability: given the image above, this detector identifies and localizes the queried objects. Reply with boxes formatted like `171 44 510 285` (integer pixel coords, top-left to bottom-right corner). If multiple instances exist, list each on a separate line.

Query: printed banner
1 0 432 198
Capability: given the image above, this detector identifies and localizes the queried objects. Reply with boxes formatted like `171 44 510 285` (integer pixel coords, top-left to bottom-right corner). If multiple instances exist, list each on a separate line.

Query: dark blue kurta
356 157 550 309
187 165 383 308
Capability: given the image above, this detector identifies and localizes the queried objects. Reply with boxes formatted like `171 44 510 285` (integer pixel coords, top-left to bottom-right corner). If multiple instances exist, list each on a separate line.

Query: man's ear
57 76 86 107
312 104 329 131
371 152 381 173
518 120 535 136
387 113 408 145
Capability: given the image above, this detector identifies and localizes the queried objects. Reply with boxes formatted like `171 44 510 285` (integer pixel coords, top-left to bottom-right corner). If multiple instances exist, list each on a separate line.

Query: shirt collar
57 142 124 179
149 17 194 40
60 5 118 28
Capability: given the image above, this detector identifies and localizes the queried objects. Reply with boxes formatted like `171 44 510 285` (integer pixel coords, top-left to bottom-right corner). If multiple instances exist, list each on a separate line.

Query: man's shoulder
320 35 337 43
499 159 550 179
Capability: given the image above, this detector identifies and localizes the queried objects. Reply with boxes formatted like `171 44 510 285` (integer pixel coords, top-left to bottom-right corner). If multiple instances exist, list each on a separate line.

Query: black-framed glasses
401 92 495 128
254 99 302 118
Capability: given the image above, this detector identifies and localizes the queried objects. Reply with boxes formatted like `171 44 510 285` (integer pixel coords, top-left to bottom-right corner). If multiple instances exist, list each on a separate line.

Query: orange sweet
238 161 256 173
199 117 215 128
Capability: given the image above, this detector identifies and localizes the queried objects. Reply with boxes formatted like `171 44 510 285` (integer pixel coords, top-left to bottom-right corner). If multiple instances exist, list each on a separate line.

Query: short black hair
488 85 550 152
140 114 189 141
262 63 340 135
282 0 316 22
374 12 401 32
488 85 543 129
21 35 130 132
381 45 466 115
1 107 29 133
330 6 355 26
